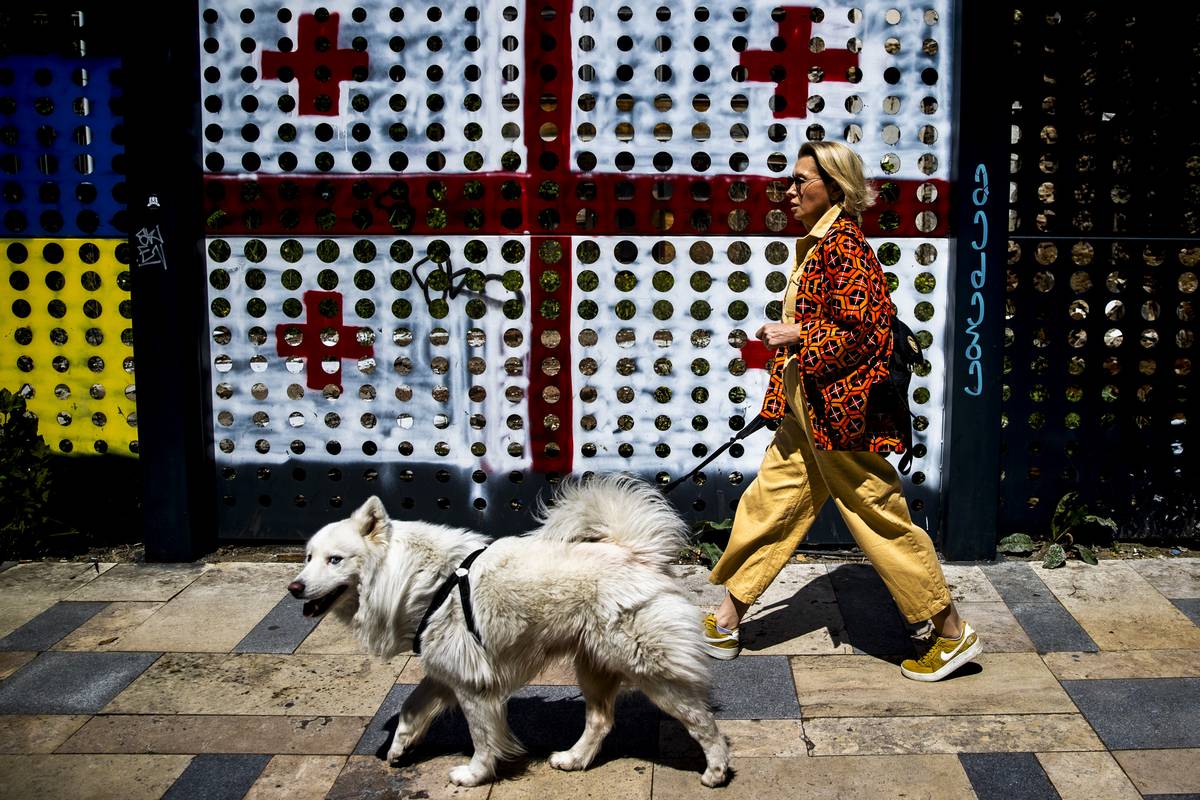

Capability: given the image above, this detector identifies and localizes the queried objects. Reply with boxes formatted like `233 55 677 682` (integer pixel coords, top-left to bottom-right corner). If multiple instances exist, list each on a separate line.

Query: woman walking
704 141 981 681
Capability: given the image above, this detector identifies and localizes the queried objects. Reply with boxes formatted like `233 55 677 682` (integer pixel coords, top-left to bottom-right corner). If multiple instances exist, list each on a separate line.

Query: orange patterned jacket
758 213 905 453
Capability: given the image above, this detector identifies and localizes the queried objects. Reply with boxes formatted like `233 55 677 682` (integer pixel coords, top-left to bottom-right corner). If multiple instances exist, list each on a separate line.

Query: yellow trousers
709 360 951 623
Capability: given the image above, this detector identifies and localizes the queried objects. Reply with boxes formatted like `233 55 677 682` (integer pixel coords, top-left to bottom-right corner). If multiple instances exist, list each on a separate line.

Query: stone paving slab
67 563 208 602
651 754 975 799
958 751 1059 800
0 753 192 800
1042 649 1200 679
1112 748 1200 796
0 601 108 651
243 755 347 800
113 564 301 653
58 714 370 755
52 602 165 651
943 565 1005 603
737 565 851 656
1174 597 1200 626
824 564 912 656
956 600 1036 652
292 604 371 655
233 595 320 654
801 712 1102 755
0 650 36 680
710 655 802 719
1061 677 1200 749
0 562 115 640
491 757 653 800
1035 751 1142 800
160 753 270 800
104 653 405 716
660 719 809 758
327 754 490 799
1006 601 1100 653
1036 561 1200 650
0 714 90 754
0 651 160 714
791 653 1076 717
1127 558 1200 598
355 683 664 762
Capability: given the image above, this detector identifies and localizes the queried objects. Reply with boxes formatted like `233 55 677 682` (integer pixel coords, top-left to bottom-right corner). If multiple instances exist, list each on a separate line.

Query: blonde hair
799 141 877 216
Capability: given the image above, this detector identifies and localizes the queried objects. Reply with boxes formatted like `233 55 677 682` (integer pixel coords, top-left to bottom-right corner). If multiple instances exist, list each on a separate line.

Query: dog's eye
328 555 343 565
305 553 311 563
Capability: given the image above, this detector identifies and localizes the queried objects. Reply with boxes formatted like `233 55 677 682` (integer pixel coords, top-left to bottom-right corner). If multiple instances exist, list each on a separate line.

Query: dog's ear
352 496 389 541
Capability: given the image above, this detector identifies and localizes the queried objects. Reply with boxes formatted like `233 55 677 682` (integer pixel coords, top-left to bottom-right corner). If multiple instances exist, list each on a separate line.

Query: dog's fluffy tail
533 474 688 569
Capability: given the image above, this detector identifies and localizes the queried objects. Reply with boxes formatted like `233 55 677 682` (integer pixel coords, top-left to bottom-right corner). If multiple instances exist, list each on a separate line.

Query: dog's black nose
287 581 305 598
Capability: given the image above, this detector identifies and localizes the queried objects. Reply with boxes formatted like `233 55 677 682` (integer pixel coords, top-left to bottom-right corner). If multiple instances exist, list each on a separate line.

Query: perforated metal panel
198 0 958 540
1004 7 1199 539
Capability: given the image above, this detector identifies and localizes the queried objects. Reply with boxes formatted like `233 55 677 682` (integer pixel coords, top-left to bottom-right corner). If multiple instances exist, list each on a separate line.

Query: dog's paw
448 764 489 787
701 764 730 788
386 734 413 765
549 750 587 771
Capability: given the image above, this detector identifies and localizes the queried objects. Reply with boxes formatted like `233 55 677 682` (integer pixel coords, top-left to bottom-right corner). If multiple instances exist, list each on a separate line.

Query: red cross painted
261 13 368 116
276 290 374 390
739 6 858 118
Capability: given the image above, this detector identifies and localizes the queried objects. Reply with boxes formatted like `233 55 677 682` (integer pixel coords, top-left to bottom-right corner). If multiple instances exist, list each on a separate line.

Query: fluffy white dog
288 475 730 787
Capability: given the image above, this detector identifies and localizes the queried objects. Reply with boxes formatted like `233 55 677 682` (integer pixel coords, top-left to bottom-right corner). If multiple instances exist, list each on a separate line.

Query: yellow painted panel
1 238 137 456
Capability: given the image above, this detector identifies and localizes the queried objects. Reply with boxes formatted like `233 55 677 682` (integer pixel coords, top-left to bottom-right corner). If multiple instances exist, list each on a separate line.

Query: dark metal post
124 0 214 560
941 0 1008 560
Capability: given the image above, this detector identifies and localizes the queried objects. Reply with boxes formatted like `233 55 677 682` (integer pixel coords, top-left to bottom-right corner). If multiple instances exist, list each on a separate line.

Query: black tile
826 564 912 657
1142 795 1200 800
0 601 108 651
1006 602 1098 653
983 563 1058 604
1172 598 1200 627
0 651 160 714
161 754 270 800
958 752 1060 800
1061 678 1200 749
355 683 664 762
708 655 800 719
233 594 319 654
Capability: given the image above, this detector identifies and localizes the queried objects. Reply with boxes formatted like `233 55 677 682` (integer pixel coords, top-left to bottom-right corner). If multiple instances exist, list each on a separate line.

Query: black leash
412 547 487 655
661 414 777 495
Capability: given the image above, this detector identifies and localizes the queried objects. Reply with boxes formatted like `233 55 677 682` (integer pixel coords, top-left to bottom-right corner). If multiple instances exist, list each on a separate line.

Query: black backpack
884 314 924 475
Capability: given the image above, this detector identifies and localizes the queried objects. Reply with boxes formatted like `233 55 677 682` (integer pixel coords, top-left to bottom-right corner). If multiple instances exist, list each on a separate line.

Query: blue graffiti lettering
964 164 988 397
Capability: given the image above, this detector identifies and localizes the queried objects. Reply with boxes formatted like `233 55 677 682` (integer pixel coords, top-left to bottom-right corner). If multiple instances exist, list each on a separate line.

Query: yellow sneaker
703 613 740 660
900 622 981 682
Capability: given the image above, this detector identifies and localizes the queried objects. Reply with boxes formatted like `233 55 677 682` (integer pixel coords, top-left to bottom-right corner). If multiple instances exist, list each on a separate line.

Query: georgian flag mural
198 0 954 537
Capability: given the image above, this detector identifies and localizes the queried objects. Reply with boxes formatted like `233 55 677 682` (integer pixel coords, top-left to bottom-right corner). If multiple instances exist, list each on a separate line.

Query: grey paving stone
0 601 108 651
958 752 1059 800
1172 598 1200 626
1007 602 1099 653
355 683 664 761
0 562 16 574
1062 678 1200 750
161 753 270 800
0 651 160 714
983 563 1058 604
826 564 912 656
232 594 319 654
709 655 801 719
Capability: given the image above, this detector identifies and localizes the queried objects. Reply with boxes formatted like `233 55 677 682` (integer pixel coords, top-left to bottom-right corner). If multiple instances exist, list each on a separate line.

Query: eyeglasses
784 175 822 193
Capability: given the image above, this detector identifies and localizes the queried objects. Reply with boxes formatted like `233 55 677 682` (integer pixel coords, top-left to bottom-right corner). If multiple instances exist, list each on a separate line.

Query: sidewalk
0 558 1196 799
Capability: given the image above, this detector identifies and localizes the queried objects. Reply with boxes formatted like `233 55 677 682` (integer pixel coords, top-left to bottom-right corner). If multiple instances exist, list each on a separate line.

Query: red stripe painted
523 2 575 475
203 173 949 239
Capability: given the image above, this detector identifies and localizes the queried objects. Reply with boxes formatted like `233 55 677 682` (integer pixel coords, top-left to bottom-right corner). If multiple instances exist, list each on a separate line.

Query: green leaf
1042 543 1067 569
997 533 1035 554
1075 544 1099 565
706 518 734 531
698 542 724 568
1081 515 1118 533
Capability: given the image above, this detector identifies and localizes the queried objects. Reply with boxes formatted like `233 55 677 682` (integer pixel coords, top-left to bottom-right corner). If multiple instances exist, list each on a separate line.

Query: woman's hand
755 323 803 349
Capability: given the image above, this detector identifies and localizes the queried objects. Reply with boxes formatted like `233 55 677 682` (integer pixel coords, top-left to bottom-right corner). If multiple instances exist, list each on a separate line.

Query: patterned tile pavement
0 558 1196 798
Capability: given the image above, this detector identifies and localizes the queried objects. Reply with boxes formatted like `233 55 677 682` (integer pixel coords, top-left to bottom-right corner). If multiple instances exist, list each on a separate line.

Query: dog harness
412 547 487 655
